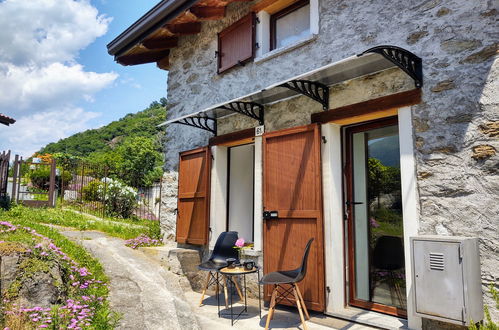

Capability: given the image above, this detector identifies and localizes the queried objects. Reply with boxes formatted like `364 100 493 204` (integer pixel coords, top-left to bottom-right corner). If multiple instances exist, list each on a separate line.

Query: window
217 13 255 73
270 0 310 50
254 0 318 59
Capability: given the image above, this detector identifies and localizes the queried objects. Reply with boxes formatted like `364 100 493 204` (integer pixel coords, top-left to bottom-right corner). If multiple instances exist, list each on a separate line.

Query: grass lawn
2 205 160 240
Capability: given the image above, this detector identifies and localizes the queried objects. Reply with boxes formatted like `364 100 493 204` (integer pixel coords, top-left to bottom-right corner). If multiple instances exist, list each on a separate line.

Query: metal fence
59 161 162 221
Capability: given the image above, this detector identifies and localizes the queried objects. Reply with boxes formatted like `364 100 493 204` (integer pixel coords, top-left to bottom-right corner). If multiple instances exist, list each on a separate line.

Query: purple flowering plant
0 221 114 329
125 234 162 249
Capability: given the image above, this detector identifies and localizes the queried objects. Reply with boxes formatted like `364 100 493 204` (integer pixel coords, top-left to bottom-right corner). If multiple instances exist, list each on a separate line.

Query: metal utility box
411 236 483 326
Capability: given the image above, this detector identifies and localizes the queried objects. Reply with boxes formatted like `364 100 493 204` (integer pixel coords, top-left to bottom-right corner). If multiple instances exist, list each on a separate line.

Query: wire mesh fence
59 160 162 221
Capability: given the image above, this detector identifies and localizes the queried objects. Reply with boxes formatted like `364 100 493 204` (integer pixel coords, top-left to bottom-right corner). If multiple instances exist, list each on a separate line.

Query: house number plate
255 125 265 136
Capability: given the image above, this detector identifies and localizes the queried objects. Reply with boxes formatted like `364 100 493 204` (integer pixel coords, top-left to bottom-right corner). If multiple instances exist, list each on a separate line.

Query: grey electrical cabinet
411 236 483 326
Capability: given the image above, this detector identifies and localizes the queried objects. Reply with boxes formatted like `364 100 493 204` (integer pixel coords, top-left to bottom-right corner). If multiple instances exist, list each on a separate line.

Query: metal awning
159 45 422 135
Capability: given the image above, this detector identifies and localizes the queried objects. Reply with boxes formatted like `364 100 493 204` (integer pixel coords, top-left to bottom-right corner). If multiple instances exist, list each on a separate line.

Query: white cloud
0 0 118 157
0 0 111 66
0 108 100 157
0 62 117 110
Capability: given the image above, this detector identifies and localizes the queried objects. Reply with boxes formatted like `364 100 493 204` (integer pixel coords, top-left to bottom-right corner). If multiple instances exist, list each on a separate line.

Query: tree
115 136 162 187
367 157 401 208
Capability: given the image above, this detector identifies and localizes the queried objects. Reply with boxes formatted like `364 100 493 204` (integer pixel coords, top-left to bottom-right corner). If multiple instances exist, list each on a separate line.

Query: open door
176 146 211 245
263 124 325 312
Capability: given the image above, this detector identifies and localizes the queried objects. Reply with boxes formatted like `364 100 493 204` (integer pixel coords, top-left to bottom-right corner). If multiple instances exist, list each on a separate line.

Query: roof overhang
107 0 252 69
0 113 16 126
159 45 423 134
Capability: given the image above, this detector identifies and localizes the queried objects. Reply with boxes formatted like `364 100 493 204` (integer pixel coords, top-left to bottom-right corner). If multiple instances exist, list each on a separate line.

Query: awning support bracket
174 116 217 135
217 101 264 125
359 45 423 88
279 80 329 110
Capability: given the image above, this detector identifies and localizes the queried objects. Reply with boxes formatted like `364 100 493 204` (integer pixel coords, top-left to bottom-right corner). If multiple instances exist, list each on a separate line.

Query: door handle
345 201 363 206
263 210 278 220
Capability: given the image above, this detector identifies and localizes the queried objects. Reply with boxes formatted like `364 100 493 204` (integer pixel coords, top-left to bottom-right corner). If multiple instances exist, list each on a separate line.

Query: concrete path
59 229 200 330
56 228 374 330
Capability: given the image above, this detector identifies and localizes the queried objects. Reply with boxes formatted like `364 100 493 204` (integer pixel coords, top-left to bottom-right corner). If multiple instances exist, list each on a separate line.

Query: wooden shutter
176 147 211 245
217 13 255 73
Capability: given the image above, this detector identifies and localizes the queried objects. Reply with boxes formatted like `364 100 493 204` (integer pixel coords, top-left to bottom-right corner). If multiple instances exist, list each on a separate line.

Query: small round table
218 265 261 326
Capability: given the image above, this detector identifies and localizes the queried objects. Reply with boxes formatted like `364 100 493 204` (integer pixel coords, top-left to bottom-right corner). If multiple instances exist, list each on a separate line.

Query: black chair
371 235 405 308
260 238 314 330
198 231 243 307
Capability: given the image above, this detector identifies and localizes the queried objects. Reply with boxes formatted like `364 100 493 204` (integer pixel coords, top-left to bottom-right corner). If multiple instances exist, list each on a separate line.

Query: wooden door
176 147 211 245
263 124 325 312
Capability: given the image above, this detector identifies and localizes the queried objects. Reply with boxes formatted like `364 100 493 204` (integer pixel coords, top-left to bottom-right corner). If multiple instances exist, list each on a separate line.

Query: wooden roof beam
157 56 170 71
117 49 170 66
170 10 199 24
190 6 226 20
165 22 202 35
142 37 178 50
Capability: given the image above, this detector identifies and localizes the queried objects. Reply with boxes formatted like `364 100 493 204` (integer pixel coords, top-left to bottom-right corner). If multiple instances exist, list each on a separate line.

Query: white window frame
321 107 422 329
255 0 319 62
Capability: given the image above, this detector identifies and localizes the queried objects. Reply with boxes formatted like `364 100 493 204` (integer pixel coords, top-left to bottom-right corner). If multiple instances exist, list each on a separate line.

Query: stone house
108 0 498 328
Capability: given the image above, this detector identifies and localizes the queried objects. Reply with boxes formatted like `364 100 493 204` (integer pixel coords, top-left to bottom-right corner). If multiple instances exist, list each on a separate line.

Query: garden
0 205 162 329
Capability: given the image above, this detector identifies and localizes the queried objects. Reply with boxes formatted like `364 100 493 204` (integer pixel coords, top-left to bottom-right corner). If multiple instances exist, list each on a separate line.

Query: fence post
103 166 108 218
48 159 56 207
16 157 23 203
11 155 19 203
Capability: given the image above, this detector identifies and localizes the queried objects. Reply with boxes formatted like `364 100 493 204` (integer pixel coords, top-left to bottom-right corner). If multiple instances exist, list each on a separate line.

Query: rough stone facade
160 0 499 325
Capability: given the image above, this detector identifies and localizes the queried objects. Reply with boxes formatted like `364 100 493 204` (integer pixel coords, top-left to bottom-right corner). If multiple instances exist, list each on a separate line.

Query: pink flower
369 217 379 228
235 238 245 248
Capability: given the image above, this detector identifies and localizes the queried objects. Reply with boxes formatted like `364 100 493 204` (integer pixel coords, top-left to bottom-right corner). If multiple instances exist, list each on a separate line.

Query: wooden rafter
190 6 226 20
165 22 202 35
117 49 170 66
157 56 170 70
142 37 178 50
170 10 198 24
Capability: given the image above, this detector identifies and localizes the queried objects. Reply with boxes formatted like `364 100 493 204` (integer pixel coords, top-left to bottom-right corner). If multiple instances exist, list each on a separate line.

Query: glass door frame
344 116 407 318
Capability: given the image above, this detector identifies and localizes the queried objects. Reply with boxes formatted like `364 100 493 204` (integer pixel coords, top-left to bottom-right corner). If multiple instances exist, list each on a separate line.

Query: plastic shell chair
371 235 405 308
198 231 243 308
260 238 314 330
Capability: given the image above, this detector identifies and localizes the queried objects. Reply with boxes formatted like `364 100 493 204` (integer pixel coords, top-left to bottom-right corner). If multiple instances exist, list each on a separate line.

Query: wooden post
11 155 19 203
48 159 56 207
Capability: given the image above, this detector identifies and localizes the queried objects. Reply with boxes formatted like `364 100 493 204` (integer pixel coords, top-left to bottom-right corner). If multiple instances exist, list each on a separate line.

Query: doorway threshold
325 307 407 329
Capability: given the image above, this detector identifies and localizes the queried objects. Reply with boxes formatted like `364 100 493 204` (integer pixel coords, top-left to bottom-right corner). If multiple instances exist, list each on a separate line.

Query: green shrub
82 179 103 201
98 179 137 218
29 167 51 189
28 167 72 190
0 195 11 210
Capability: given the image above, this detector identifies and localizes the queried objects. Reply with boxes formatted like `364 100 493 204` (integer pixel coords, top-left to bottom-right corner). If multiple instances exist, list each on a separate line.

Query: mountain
39 100 167 157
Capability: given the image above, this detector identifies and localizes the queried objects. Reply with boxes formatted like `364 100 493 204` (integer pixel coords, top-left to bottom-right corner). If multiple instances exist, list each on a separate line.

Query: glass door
345 117 406 317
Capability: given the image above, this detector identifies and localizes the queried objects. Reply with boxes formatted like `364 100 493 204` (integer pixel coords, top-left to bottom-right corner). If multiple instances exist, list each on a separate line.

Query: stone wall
161 0 499 323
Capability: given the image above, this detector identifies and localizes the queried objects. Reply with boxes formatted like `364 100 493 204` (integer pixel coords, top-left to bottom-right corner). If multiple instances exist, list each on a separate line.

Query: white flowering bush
98 178 137 218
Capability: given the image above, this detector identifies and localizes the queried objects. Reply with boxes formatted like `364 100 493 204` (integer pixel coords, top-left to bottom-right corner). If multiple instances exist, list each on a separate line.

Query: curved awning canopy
159 45 423 135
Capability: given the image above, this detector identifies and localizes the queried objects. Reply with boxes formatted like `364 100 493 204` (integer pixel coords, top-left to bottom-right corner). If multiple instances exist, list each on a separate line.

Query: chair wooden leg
265 285 278 330
222 275 229 308
293 285 308 330
233 278 244 301
295 285 310 320
215 272 219 296
199 271 211 306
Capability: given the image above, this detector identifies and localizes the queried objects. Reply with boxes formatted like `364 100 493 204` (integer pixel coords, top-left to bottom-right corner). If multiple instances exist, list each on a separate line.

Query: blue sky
0 0 167 157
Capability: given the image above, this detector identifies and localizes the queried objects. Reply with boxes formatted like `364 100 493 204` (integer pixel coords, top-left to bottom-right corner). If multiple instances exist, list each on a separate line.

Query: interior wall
209 145 228 250
228 144 255 241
